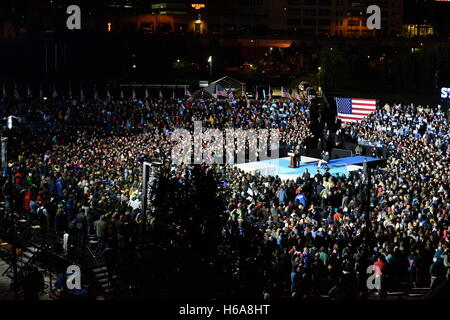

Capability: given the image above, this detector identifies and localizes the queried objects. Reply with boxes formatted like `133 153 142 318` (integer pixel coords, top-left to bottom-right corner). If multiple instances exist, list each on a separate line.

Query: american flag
281 87 291 99
336 97 377 123
216 85 227 98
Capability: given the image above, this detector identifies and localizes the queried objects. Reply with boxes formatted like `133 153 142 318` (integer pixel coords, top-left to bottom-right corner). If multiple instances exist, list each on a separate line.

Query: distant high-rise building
206 0 403 38
1 0 428 39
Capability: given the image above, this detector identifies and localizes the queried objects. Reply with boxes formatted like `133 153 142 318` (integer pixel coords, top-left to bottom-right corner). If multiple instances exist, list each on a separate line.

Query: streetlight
208 56 212 84
318 67 322 87
2 121 18 299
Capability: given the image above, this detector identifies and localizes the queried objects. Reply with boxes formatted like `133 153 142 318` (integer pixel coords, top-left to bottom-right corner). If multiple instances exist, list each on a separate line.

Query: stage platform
234 155 381 181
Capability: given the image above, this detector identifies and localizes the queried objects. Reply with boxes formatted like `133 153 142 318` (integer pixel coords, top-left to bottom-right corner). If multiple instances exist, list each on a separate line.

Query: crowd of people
216 102 450 299
0 93 449 299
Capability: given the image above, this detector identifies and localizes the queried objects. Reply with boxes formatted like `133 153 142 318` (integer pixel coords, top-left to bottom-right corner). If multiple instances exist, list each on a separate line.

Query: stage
234 155 381 181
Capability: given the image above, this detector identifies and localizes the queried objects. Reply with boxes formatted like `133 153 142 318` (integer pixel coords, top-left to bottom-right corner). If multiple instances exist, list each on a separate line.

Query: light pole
208 56 212 84
318 66 321 88
363 158 371 227
7 160 18 299
2 126 18 299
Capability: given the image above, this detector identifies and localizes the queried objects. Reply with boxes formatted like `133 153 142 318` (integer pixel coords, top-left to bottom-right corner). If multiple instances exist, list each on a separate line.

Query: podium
288 153 298 168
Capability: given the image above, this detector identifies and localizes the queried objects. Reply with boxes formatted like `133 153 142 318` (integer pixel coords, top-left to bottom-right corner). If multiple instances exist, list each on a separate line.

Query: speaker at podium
288 152 299 168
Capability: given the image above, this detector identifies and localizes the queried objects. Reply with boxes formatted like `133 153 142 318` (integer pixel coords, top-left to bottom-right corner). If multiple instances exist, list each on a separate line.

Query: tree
133 164 226 299
319 48 351 91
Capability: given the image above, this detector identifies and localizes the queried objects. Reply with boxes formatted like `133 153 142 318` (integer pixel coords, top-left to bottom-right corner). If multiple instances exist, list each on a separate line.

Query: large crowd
0 94 449 299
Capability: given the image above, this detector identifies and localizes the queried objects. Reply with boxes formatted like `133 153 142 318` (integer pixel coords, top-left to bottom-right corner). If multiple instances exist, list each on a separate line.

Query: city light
107 22 112 32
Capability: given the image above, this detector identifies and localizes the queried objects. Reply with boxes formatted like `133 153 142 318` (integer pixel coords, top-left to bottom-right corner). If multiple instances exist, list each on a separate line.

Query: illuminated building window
402 24 435 38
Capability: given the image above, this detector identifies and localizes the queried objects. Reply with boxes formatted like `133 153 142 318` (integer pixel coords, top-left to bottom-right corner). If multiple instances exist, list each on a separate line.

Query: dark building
205 0 403 38
7 1 450 40
282 0 403 37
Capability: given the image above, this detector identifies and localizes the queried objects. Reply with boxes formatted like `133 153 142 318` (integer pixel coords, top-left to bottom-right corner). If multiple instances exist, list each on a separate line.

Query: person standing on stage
295 145 301 168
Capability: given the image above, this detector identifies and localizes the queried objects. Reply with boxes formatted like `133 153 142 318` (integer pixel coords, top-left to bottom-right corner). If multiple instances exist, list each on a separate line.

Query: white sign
441 87 450 99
